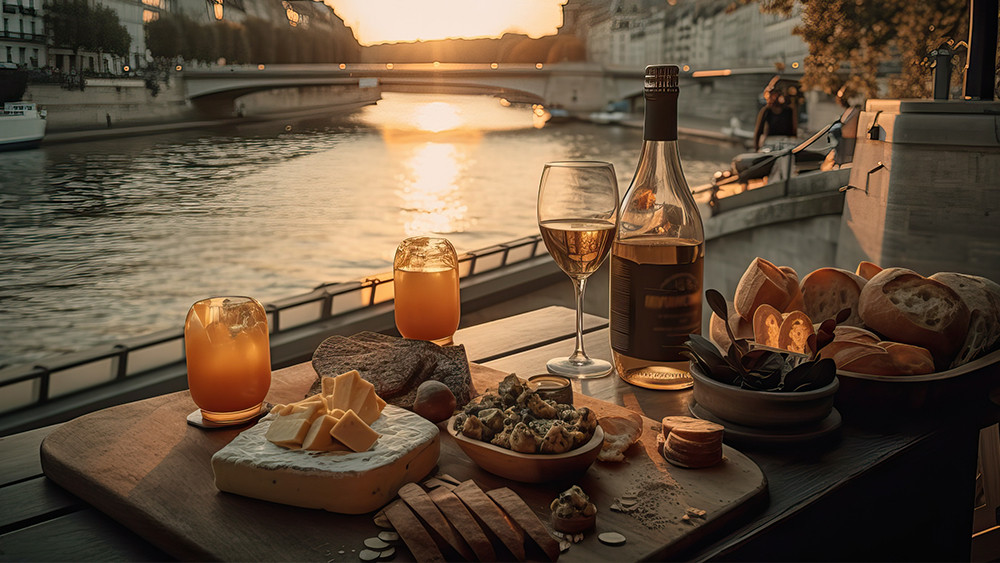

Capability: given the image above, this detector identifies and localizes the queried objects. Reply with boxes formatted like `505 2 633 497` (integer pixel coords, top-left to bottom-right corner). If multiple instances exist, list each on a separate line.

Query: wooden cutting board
40 362 767 561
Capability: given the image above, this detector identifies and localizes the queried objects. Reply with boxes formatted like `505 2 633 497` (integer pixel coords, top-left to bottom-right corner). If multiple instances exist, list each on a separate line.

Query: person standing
753 83 798 151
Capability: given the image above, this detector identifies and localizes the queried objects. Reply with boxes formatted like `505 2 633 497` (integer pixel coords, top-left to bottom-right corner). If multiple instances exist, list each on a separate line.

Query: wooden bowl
551 511 596 534
690 364 838 429
448 416 604 483
835 348 1000 413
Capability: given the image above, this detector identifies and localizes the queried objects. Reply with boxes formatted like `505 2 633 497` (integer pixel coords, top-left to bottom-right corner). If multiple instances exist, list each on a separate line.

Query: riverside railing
0 236 547 433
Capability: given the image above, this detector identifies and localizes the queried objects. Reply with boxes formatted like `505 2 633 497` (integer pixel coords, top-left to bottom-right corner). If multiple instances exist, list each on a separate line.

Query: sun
325 0 567 46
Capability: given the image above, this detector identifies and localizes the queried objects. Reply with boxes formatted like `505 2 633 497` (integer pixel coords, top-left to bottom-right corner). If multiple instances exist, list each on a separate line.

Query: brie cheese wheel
212 405 440 514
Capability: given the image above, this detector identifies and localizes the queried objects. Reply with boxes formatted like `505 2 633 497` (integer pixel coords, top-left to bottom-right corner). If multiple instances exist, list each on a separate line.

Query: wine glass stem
568 276 590 364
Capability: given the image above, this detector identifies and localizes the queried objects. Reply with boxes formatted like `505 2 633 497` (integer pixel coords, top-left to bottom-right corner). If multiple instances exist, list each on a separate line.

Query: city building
572 0 808 73
1 0 45 68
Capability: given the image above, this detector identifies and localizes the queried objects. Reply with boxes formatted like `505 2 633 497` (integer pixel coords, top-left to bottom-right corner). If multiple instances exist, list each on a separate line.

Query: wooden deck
2 306 997 560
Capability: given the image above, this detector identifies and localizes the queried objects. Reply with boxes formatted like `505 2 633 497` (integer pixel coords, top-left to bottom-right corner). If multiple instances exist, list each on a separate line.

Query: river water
0 92 734 367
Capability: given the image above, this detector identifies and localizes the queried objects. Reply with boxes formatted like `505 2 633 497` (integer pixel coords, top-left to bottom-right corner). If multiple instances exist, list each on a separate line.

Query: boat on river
0 101 46 151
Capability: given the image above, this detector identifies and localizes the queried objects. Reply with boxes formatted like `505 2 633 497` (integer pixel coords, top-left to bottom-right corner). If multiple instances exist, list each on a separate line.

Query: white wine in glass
537 161 619 378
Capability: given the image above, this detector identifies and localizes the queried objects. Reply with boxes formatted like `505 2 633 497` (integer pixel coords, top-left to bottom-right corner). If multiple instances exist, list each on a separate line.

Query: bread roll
800 267 867 326
819 340 886 369
831 325 880 344
710 299 753 351
734 258 800 321
930 272 1000 367
779 266 805 311
856 261 882 281
841 342 935 376
858 268 970 369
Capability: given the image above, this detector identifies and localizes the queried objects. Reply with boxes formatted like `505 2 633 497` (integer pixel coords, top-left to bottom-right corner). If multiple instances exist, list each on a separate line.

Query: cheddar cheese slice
321 376 337 398
264 412 312 447
331 409 380 452
288 401 325 423
355 388 382 425
301 413 342 451
331 370 361 412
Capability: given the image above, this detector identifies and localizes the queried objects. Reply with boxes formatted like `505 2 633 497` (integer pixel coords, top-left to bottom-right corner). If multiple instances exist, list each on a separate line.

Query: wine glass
537 161 619 378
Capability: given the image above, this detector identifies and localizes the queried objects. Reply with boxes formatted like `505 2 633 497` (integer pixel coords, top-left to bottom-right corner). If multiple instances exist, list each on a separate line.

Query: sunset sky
325 0 568 46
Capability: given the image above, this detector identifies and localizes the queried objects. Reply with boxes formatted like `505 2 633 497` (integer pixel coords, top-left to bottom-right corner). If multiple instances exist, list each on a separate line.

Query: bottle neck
643 91 678 142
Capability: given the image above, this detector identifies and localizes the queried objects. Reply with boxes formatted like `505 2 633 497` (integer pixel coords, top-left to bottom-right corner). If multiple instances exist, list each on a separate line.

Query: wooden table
0 306 992 561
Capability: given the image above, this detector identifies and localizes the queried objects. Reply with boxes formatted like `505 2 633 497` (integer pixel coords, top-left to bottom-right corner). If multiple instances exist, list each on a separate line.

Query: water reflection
397 143 469 236
413 102 463 132
0 93 735 366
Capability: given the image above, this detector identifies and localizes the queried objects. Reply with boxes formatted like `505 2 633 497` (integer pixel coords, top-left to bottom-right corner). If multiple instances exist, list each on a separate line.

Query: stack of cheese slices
710 257 1000 374
265 369 387 452
659 416 724 468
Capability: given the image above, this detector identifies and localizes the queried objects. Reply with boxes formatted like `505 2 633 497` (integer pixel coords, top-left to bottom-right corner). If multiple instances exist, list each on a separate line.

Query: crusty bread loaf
778 266 805 311
800 267 867 326
819 340 887 369
840 342 935 376
856 261 882 281
858 268 970 369
930 272 1000 365
709 299 752 351
734 258 800 321
831 325 880 344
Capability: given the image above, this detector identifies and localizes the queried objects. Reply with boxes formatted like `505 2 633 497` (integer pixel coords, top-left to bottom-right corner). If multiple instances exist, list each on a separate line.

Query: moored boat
1 101 46 151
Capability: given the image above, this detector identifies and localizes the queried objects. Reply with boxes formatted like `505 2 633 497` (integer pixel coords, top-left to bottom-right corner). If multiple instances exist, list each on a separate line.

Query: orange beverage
393 236 460 345
185 296 271 425
394 267 461 344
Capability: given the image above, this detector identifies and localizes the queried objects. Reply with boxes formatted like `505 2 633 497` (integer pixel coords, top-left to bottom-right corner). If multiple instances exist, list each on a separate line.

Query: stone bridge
181 62 645 115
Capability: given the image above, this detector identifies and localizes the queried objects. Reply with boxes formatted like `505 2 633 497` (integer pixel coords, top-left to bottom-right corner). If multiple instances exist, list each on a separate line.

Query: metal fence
0 236 546 419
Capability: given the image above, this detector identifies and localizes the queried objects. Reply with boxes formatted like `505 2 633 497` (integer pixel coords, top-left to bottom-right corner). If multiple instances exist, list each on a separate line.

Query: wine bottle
610 64 705 390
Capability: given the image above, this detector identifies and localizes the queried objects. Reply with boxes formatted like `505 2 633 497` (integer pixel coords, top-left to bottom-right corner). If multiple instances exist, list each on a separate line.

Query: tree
45 0 130 59
93 4 130 58
748 0 969 98
146 13 184 60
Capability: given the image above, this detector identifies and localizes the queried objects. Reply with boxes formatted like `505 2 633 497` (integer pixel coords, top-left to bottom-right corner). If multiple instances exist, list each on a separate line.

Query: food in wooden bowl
550 485 597 533
689 362 838 428
448 374 604 483
449 417 603 483
685 288 841 429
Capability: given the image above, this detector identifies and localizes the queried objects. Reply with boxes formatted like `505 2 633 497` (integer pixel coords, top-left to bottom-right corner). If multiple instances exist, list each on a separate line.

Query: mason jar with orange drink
393 236 460 345
184 296 271 426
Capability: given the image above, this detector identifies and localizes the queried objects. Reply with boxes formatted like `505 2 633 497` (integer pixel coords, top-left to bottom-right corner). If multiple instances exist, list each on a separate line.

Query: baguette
858 268 970 369
841 341 934 376
819 340 887 369
800 267 867 326
831 325 880 345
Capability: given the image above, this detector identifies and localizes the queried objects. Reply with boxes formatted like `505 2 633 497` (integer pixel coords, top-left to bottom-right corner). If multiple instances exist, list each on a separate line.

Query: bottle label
610 255 703 362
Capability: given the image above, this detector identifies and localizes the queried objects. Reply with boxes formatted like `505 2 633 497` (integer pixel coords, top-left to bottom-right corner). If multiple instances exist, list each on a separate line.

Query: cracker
486 487 561 562
383 499 445 563
454 480 526 561
398 482 475 560
427 486 496 562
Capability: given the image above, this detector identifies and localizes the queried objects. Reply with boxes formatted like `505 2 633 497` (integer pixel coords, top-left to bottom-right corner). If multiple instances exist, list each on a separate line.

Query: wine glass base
546 357 613 379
